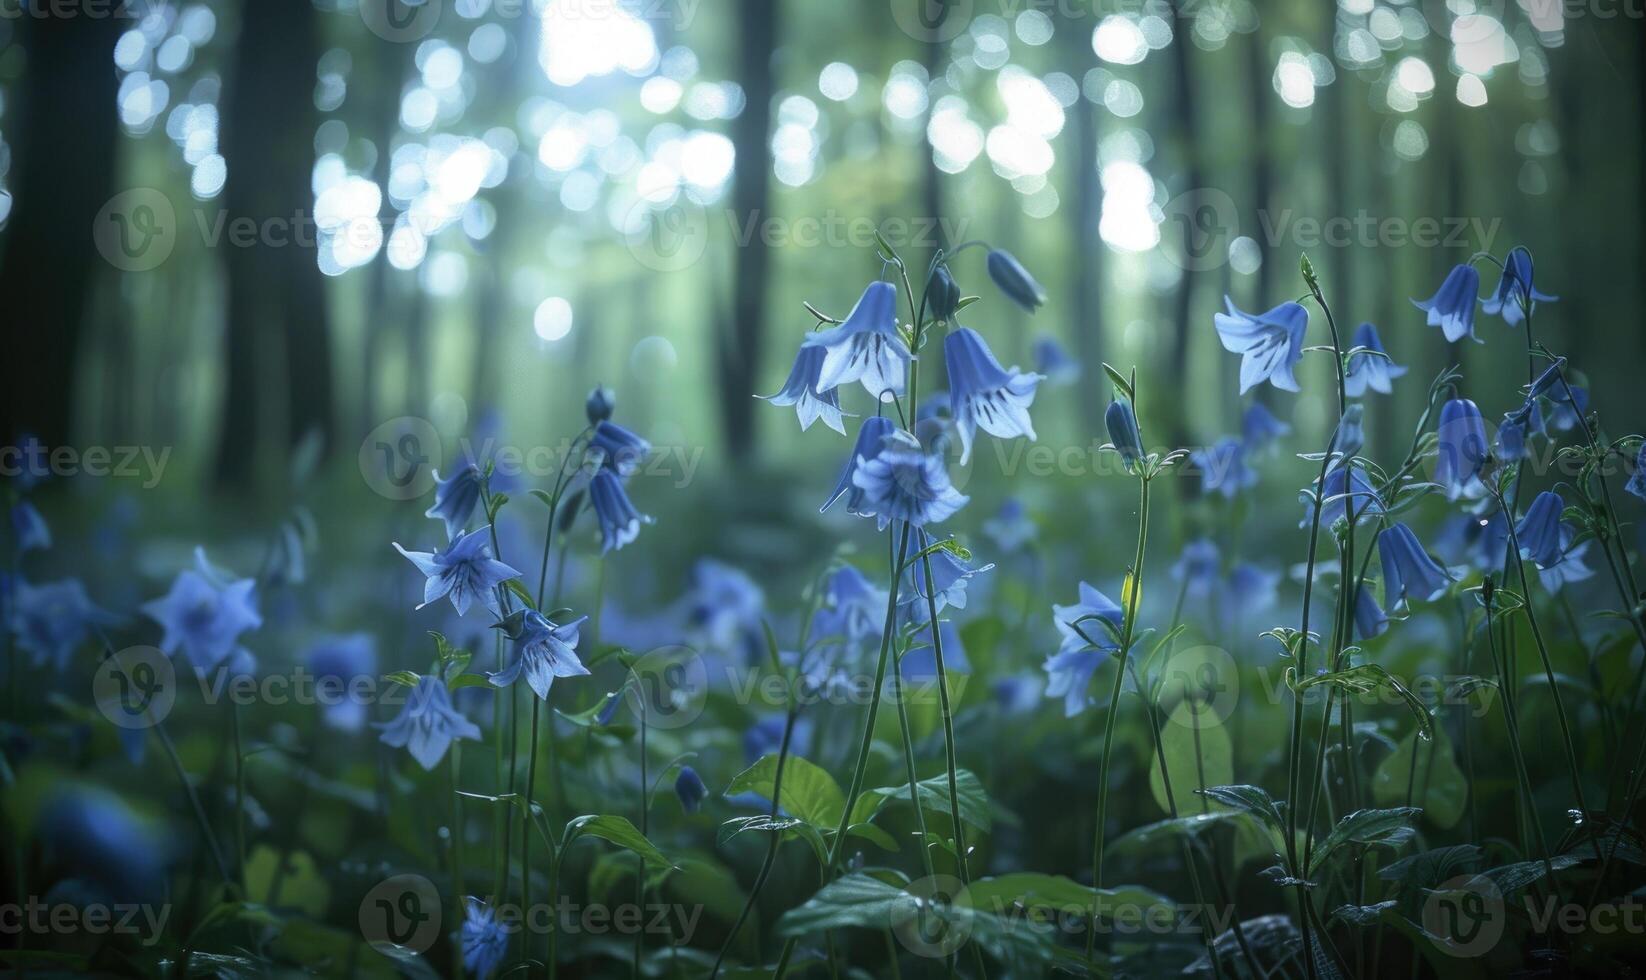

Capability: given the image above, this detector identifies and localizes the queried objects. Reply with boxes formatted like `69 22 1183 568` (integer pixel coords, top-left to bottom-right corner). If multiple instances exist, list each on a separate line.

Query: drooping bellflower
1496 400 1542 461
1105 398 1144 472
901 619 970 679
588 420 652 477
393 528 520 618
1378 522 1454 607
1412 264 1482 343
143 548 262 673
850 429 970 530
1331 404 1366 462
822 416 896 514
675 766 707 813
1538 528 1594 592
10 578 119 671
685 558 765 653
1213 298 1307 394
1301 465 1384 528
461 898 509 978
490 610 590 700
1194 437 1258 499
944 327 1044 466
1435 398 1489 500
1546 384 1588 433
986 249 1046 313
761 344 849 435
377 675 483 770
1032 335 1080 385
811 564 886 648
802 281 911 399
425 464 482 539
901 547 993 624
1171 539 1221 598
588 469 652 553
1242 402 1291 449
1353 587 1389 640
1044 582 1122 717
1514 490 1566 568
1343 322 1408 397
586 384 616 423
1481 246 1556 327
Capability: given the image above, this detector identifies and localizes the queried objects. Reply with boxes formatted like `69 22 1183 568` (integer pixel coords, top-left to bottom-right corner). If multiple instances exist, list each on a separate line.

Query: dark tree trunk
216 0 333 486
1166 0 1202 451
0 15 122 448
717 0 777 463
1062 15 1103 429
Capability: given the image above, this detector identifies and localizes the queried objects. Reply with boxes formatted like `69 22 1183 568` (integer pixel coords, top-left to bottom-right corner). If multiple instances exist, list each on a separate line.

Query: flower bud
986 249 1046 313
927 264 962 321
585 385 616 424
1105 398 1144 471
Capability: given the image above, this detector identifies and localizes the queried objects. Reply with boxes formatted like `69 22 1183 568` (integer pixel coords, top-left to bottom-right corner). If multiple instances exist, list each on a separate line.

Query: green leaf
725 754 844 830
962 874 1173 922
1372 724 1466 830
852 769 992 833
1332 900 1398 926
486 492 509 520
1308 807 1420 876
382 670 420 689
1148 716 1233 818
1199 784 1286 835
1379 845 1484 888
716 813 805 845
504 578 536 609
1101 362 1135 401
245 845 329 917
564 814 673 869
447 673 493 690
1293 664 1432 741
1476 853 1586 896
953 295 980 314
431 631 471 683
529 488 555 509
1106 810 1248 859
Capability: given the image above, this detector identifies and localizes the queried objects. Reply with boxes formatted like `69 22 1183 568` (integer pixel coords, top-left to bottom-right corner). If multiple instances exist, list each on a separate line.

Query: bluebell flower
1213 298 1307 394
744 714 813 762
675 765 707 813
586 384 617 424
851 429 970 529
378 675 483 770
1379 522 1454 607
1106 398 1144 472
1538 528 1594 592
901 547 994 624
10 577 118 671
11 501 50 553
1435 398 1489 500
902 619 969 679
986 249 1046 312
1546 384 1588 433
425 464 482 539
1352 586 1389 640
1331 404 1365 462
1497 400 1543 461
1434 510 1510 572
588 420 652 476
491 611 589 700
993 673 1044 714
1033 335 1080 385
1524 358 1569 401
927 264 962 320
812 564 886 647
39 785 167 903
1044 583 1122 717
1515 490 1566 569
944 327 1044 466
1627 444 1646 502
460 898 509 978
143 549 262 673
306 633 377 733
1481 246 1556 327
1412 264 1482 343
822 416 896 514
1242 402 1292 449
1226 563 1280 614
588 469 652 553
982 498 1036 552
686 559 765 652
761 344 849 435
1302 465 1383 528
393 527 520 618
1343 322 1408 397
1171 539 1221 598
1194 437 1258 499
802 281 911 399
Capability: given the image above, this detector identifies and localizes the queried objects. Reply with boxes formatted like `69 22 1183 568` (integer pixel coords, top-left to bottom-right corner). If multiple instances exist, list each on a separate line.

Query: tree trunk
1166 0 1202 451
717 0 777 463
0 14 122 449
216 0 333 486
1063 15 1104 429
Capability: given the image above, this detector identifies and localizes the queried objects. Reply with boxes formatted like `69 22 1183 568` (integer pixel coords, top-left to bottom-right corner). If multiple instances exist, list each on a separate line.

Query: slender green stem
712 705 799 978
889 643 937 881
523 699 542 962
156 718 234 888
1483 583 1559 892
232 700 248 896
633 676 648 980
451 744 465 979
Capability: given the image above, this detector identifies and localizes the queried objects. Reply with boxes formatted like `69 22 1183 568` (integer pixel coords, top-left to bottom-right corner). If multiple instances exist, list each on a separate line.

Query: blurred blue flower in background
802 281 910 399
143 548 262 673
306 632 377 732
1496 400 1543 461
1213 298 1307 394
1195 437 1258 499
588 420 652 477
902 619 969 680
1546 384 1588 432
378 675 482 770
39 785 167 904
1627 444 1646 502
1412 264 1481 343
675 765 707 813
1303 465 1384 528
9 577 118 671
686 558 764 653
393 528 520 618
982 497 1036 552
812 564 885 648
1242 402 1292 449
11 500 50 553
762 344 849 435
944 327 1044 466
1171 539 1221 599
1032 335 1080 385
460 898 509 979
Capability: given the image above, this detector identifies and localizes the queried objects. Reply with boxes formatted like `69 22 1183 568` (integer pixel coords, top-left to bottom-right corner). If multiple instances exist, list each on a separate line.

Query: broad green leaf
852 769 991 833
564 814 673 869
1106 810 1247 859
962 874 1173 923
383 670 420 689
1372 725 1465 829
1199 784 1286 835
1308 807 1420 876
1476 853 1585 896
1148 716 1233 818
1293 664 1432 741
1379 844 1483 888
725 754 844 830
1331 900 1397 926
246 845 329 917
